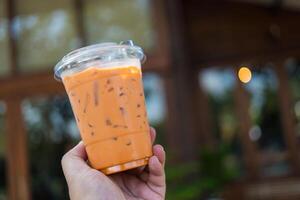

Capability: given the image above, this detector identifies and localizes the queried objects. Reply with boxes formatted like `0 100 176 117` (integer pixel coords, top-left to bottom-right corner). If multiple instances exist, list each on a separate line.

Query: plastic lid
54 40 146 81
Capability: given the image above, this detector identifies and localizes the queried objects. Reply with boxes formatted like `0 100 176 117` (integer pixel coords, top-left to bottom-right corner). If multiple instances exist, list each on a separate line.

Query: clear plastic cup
54 41 152 174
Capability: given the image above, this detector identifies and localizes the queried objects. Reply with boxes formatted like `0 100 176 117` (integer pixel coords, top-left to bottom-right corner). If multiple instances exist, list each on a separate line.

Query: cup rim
54 41 145 81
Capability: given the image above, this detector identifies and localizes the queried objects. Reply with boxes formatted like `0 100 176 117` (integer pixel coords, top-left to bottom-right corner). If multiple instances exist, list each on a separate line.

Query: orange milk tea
55 43 152 174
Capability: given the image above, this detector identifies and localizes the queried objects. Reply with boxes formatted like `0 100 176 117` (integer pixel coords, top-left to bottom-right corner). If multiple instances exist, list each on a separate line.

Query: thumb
61 141 91 183
148 145 166 187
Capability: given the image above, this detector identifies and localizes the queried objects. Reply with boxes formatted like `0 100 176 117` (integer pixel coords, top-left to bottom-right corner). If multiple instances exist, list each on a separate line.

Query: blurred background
0 0 300 199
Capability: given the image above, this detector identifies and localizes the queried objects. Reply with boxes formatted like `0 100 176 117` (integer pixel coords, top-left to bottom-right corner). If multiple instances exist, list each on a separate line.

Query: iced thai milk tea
54 42 153 174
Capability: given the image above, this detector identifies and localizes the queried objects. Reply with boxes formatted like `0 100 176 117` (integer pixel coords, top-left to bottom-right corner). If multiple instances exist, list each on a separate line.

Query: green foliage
166 144 240 200
199 144 240 193
166 162 202 200
24 97 76 200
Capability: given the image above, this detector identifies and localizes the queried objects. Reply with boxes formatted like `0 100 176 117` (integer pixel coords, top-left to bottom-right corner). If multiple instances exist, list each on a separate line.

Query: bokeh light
238 66 252 83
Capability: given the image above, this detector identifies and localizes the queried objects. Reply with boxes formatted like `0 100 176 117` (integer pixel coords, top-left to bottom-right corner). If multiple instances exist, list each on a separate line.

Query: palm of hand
74 147 165 200
62 128 166 200
110 166 165 200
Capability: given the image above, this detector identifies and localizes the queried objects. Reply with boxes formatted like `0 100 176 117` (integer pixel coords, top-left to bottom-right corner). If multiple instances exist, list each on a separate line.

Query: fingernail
155 145 164 152
160 146 164 152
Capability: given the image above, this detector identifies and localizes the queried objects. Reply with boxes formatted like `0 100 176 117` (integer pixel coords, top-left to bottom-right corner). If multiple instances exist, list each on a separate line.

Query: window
15 0 79 72
0 0 10 76
22 96 77 200
286 58 300 142
84 0 155 51
244 66 290 177
199 67 244 179
11 0 155 73
143 73 166 144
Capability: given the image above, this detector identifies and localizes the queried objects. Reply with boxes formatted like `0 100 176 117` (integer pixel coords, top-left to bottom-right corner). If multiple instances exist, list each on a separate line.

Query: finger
148 155 165 187
67 141 88 160
150 127 156 144
153 145 166 167
61 141 91 183
147 144 166 188
139 144 166 176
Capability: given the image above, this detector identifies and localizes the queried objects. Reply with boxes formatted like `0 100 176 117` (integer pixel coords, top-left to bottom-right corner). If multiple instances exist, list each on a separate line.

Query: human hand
62 127 166 200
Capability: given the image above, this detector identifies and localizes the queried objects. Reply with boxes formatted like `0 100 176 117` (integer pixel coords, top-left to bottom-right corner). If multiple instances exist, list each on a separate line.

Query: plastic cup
54 41 153 174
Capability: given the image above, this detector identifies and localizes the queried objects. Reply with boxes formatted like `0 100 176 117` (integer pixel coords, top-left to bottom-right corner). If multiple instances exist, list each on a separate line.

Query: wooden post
274 62 300 175
163 70 200 161
5 98 31 200
164 0 201 161
148 0 180 159
234 81 260 179
163 75 183 161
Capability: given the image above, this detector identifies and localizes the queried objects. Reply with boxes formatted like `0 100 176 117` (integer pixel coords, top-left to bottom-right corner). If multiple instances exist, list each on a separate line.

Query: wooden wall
183 0 300 66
